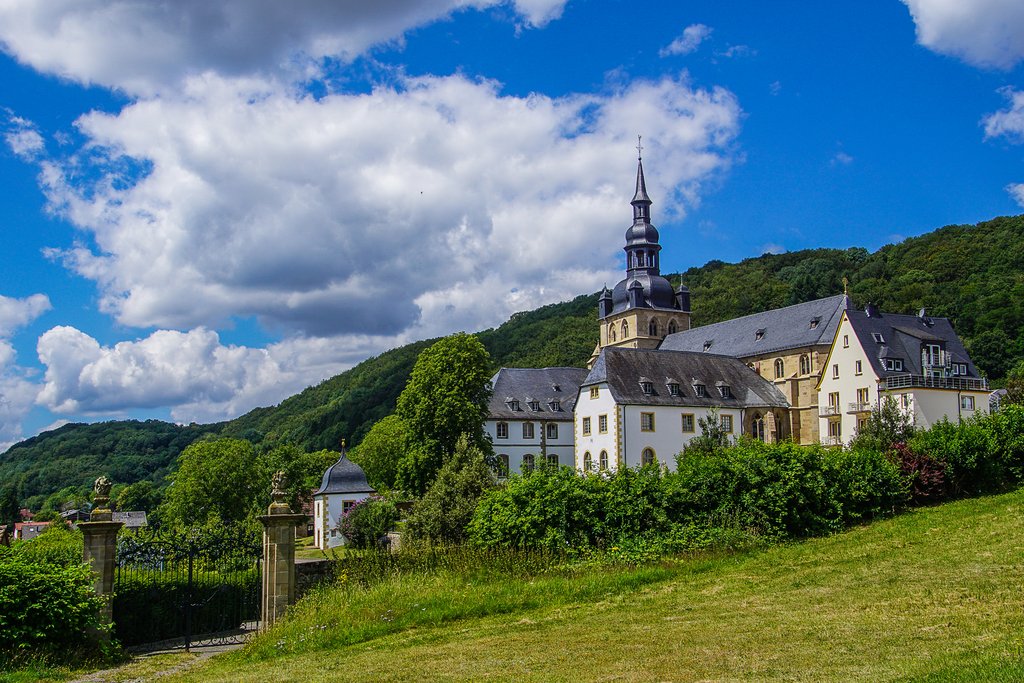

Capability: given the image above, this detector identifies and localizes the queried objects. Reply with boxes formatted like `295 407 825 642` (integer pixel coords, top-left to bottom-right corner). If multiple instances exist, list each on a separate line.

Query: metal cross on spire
636 135 643 160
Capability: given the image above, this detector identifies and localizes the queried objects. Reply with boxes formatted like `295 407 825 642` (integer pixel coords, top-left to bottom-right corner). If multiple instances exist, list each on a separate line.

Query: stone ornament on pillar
260 471 306 628
79 476 123 627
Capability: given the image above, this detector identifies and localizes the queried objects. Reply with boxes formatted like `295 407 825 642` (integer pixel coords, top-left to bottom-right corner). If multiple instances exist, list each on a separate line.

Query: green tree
0 485 20 527
850 396 915 452
338 496 399 549
679 408 732 457
160 438 260 526
258 445 337 514
1003 359 1024 406
349 414 413 491
114 480 161 513
396 333 493 494
967 329 1016 379
406 435 496 543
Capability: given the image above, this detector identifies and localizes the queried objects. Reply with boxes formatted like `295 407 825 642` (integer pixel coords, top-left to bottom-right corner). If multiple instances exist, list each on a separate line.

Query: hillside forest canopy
2 213 1023 511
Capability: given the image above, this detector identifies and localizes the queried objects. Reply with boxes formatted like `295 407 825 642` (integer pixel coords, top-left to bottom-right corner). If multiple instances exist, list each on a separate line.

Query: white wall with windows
484 416 575 476
573 382 743 472
314 491 373 550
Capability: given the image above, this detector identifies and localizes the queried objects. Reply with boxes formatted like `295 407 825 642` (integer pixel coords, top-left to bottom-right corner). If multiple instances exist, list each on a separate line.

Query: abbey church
484 155 991 474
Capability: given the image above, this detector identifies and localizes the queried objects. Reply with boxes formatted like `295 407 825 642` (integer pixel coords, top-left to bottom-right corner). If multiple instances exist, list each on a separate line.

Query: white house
312 449 376 549
816 304 990 446
575 348 790 471
484 367 588 475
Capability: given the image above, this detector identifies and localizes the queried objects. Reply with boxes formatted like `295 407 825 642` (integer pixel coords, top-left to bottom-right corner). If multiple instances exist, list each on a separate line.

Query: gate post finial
260 472 305 628
80 475 123 631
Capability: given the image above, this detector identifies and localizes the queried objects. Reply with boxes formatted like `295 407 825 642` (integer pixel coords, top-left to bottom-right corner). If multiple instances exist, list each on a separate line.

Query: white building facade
485 367 588 475
817 305 990 446
312 450 376 549
575 348 789 471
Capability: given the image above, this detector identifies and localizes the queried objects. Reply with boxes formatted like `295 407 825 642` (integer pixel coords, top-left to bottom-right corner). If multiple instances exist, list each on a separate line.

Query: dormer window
551 384 561 392
548 399 561 411
528 400 540 411
718 385 732 399
703 340 713 352
755 328 765 341
505 399 521 411
872 333 885 343
667 382 680 397
693 383 707 398
640 381 654 395
885 359 904 372
809 317 820 329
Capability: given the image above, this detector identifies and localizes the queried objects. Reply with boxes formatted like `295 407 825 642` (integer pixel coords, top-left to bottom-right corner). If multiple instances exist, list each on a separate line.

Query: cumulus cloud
1007 183 1024 207
3 113 45 160
35 325 401 423
0 0 568 95
902 0 1024 69
0 293 51 336
983 88 1024 143
0 293 50 452
659 24 712 57
31 72 740 340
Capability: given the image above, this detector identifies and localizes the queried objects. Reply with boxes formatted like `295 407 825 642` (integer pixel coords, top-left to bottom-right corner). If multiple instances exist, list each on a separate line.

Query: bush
9 524 83 567
885 442 946 504
339 496 399 549
984 403 1024 482
909 418 999 495
0 547 111 663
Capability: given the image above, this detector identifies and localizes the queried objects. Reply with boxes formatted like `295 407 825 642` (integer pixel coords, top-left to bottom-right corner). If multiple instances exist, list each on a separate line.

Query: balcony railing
821 435 842 446
883 374 989 392
819 405 842 417
848 401 872 414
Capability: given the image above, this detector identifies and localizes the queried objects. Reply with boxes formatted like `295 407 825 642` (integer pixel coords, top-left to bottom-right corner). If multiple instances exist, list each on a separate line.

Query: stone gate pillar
259 471 306 628
79 476 123 624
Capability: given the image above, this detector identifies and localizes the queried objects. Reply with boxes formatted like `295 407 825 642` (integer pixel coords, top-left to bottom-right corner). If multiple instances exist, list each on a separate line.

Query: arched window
522 454 535 473
583 451 593 471
799 355 810 375
668 320 678 335
636 251 645 267
774 358 785 379
641 448 656 467
621 321 629 339
599 450 609 470
751 413 765 442
498 454 510 475
547 453 558 467
648 318 658 337
609 324 616 342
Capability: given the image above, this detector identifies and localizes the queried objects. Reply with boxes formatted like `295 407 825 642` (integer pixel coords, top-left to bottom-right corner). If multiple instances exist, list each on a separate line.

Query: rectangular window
598 414 608 433
496 422 508 439
828 420 842 439
720 414 733 433
961 396 975 410
857 387 870 403
843 334 849 348
589 386 599 399
681 413 695 433
343 501 356 514
522 422 534 439
546 422 558 439
858 418 868 433
832 364 839 379
829 391 840 409
901 393 911 409
855 360 862 375
582 417 591 436
640 412 655 432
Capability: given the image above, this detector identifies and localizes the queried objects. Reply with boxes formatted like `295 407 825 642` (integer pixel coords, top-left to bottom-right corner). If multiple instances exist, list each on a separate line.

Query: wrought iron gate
112 526 262 649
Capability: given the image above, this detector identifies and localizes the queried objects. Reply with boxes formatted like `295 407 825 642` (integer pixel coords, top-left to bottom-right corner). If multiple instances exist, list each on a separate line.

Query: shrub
910 418 999 495
405 435 496 544
885 442 946 504
0 548 111 662
339 496 399 549
821 447 908 523
983 403 1024 482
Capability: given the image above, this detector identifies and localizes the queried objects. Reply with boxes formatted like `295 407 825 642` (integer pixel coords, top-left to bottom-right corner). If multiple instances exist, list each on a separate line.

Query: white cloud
659 24 712 58
831 151 854 166
760 243 785 255
0 0 568 95
0 293 50 452
983 88 1024 143
4 113 45 160
0 293 51 337
30 72 740 341
1007 183 1024 207
902 0 1024 69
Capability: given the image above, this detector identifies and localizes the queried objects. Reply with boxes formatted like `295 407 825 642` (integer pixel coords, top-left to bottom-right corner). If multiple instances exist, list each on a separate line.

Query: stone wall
295 559 336 601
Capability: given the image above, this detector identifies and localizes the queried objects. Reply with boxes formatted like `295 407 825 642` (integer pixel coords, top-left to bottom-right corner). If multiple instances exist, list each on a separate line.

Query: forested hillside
3 214 1023 505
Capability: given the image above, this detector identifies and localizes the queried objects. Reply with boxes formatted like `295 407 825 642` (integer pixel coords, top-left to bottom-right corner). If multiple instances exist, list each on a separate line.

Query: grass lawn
165 488 1024 682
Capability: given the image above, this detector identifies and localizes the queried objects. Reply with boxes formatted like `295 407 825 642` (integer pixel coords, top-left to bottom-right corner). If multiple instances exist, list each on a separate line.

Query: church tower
588 144 691 368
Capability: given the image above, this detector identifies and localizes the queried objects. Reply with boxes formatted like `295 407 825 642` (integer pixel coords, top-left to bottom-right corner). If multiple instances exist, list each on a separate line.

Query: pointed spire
632 135 652 206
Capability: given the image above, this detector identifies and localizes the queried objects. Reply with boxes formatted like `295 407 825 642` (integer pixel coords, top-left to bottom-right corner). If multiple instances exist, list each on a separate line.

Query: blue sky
1 0 1023 449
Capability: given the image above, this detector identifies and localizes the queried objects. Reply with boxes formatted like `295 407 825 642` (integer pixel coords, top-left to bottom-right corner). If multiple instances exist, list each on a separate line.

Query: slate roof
584 348 789 409
488 367 589 420
659 294 849 358
844 308 981 379
315 451 376 496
